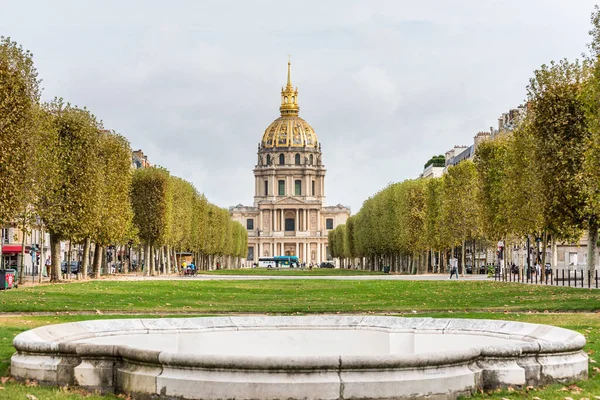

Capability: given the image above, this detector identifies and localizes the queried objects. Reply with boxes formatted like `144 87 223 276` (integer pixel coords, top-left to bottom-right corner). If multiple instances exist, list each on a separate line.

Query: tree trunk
18 224 26 285
39 227 44 284
587 218 598 274
461 240 466 277
145 244 151 276
151 246 156 275
93 244 102 279
82 237 91 278
552 236 558 270
49 232 62 282
520 239 525 281
166 245 171 274
541 230 548 281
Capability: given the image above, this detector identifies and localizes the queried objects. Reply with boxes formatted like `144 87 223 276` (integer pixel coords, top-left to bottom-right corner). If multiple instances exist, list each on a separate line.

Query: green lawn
0 280 599 399
0 280 598 314
199 267 385 275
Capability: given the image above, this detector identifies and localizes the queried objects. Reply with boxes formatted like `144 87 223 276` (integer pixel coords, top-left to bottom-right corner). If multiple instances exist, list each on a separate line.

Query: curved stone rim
11 316 589 400
13 315 585 368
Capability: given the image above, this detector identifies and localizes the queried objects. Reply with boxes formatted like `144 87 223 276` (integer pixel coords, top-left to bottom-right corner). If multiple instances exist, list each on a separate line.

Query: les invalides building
230 61 350 266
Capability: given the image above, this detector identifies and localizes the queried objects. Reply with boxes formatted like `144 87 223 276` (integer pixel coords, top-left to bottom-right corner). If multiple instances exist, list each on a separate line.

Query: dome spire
287 54 292 88
280 56 299 116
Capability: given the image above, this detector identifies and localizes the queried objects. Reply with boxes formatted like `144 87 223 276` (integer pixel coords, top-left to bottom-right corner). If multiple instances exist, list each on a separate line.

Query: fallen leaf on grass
567 384 583 394
563 397 574 400
0 377 7 384
26 395 38 400
24 379 38 387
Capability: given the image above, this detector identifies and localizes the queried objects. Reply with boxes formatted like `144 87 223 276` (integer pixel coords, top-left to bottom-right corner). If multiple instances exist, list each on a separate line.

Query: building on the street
492 105 526 138
1 222 49 276
230 61 350 266
132 149 151 169
419 155 445 179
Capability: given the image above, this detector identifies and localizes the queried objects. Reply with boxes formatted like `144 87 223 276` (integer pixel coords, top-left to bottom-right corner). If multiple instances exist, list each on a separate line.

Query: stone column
295 242 299 258
304 242 309 264
305 209 309 232
317 242 321 263
321 177 324 197
257 243 261 259
317 210 321 233
271 243 275 257
280 209 284 231
259 210 263 231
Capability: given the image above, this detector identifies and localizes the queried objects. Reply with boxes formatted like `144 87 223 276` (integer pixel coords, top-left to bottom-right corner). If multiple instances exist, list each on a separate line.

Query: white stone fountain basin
11 316 588 400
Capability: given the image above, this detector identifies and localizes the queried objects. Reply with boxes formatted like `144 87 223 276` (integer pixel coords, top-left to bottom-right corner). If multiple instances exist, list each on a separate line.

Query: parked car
60 261 80 274
319 262 335 268
465 264 472 274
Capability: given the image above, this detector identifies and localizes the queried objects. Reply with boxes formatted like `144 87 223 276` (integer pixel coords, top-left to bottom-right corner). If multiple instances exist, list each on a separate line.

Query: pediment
275 197 306 205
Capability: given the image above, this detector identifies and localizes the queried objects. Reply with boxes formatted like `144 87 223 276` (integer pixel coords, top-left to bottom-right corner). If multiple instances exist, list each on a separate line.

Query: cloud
1 0 597 213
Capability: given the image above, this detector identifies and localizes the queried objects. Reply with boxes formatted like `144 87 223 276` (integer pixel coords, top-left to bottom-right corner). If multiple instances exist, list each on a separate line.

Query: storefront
1 245 22 269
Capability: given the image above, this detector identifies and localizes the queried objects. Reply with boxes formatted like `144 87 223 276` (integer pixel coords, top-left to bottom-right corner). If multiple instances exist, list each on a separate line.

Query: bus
258 256 299 268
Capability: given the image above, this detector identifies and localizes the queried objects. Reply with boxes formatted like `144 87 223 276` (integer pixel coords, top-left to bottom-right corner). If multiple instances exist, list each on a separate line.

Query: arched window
309 154 313 165
292 96 295 103
266 154 271 165
284 97 288 104
295 154 301 165
279 154 285 165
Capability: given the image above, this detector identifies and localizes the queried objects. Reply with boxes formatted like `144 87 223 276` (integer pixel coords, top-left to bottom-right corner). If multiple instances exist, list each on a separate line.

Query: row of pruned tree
0 36 245 281
131 168 247 276
329 6 600 277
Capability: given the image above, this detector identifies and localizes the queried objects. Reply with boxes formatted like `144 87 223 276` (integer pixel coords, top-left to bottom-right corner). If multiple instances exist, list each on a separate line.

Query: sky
1 0 598 214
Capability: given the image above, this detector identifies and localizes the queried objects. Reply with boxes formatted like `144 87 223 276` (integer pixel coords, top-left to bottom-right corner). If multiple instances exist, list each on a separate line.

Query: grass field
0 279 598 314
0 279 599 399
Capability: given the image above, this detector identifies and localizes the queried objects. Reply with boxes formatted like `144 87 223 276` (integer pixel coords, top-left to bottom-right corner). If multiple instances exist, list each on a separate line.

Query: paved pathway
112 273 491 282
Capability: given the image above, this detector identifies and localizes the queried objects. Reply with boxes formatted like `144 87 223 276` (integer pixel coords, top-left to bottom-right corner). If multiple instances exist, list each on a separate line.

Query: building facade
230 61 350 266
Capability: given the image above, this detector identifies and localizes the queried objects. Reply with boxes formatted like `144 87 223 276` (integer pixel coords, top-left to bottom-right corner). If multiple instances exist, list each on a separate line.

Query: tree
527 59 591 271
0 37 41 275
579 6 600 274
440 161 480 275
0 37 40 222
90 130 134 278
131 167 172 275
37 99 102 281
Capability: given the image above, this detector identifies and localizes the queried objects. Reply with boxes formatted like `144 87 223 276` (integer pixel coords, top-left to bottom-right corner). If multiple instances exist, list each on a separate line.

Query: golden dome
262 115 318 148
261 60 319 149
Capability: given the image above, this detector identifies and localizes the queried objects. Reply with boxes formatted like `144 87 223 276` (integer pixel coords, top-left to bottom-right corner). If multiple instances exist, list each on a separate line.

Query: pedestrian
449 257 459 280
44 256 51 277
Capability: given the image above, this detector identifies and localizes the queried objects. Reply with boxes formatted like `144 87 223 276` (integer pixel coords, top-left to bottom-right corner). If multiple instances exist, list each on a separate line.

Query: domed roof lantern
279 56 299 116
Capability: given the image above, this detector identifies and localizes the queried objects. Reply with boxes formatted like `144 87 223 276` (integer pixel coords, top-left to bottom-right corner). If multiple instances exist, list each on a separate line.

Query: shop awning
2 245 23 254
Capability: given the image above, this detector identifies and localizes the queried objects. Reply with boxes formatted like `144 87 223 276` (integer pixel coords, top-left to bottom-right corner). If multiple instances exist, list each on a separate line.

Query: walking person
449 257 459 280
44 256 51 277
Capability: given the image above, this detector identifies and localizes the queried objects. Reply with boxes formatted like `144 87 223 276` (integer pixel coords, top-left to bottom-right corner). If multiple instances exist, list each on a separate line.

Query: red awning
2 245 23 254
